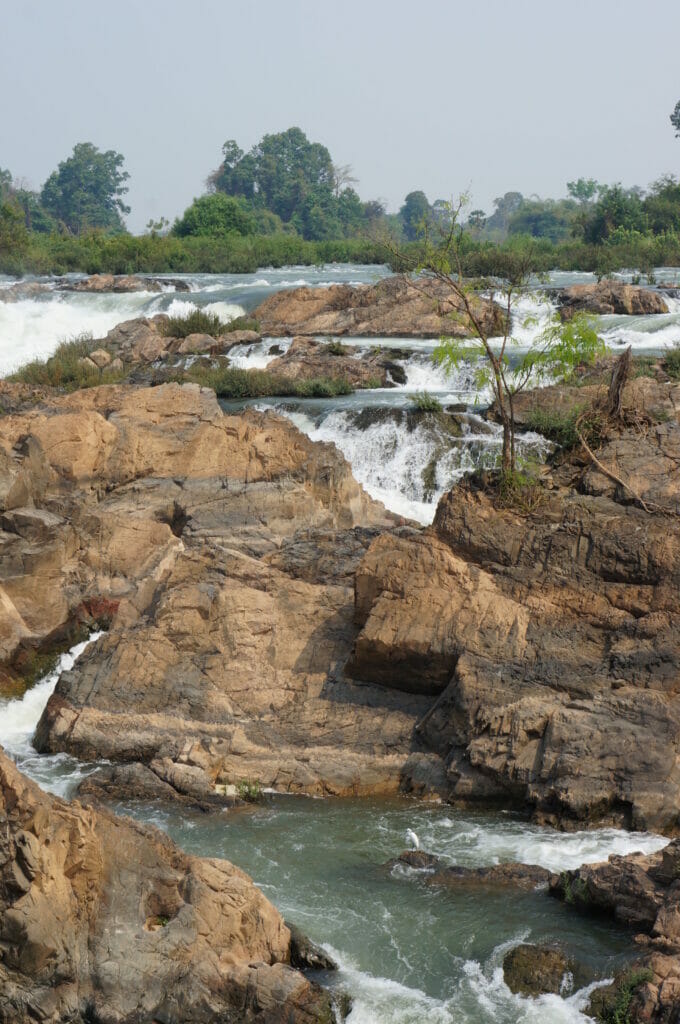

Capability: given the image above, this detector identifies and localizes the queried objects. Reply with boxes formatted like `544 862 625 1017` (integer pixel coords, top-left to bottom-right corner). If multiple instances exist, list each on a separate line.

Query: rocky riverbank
0 746 334 1024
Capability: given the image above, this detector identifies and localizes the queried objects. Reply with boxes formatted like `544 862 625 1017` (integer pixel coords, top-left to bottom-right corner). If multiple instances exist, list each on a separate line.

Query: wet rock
558 281 669 320
265 336 404 389
287 922 338 971
254 273 506 339
0 747 334 1024
0 281 51 303
388 851 550 890
59 274 190 294
503 944 580 996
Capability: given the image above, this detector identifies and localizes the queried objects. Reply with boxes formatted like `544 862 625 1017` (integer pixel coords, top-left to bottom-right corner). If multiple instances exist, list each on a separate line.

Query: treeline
2 114 680 276
3 220 680 279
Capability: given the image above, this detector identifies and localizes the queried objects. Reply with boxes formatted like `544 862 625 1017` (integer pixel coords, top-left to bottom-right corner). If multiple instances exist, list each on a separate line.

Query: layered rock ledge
253 273 506 338
0 747 333 1024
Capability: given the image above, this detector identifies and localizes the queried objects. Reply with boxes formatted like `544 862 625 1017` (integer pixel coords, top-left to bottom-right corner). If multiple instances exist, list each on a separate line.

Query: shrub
9 335 125 390
410 391 443 413
183 364 353 399
237 779 264 803
525 405 603 450
664 345 680 380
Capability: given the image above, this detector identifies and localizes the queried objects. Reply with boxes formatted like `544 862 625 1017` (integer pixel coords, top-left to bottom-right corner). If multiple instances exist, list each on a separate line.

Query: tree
483 192 524 237
173 193 256 238
0 168 12 200
567 178 599 204
385 200 604 477
400 190 431 241
0 199 30 272
467 209 487 230
41 143 130 234
508 197 575 243
581 184 647 243
671 100 680 138
332 163 358 197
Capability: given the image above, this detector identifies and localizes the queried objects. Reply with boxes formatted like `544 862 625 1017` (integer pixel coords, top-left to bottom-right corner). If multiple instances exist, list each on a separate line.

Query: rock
132 331 170 363
0 381 431 802
0 747 333 1024
557 281 669 320
503 944 578 996
0 281 51 303
87 348 111 369
217 328 261 347
265 336 405 388
176 332 218 355
287 922 338 971
347 375 680 831
254 274 506 339
109 357 124 372
389 851 550 891
61 273 162 293
77 356 98 372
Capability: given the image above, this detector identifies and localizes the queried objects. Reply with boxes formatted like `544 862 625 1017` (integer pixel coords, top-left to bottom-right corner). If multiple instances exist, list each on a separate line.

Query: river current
0 265 677 1022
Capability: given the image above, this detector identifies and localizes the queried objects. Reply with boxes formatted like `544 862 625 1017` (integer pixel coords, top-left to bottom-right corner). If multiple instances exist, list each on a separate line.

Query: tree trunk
606 345 632 420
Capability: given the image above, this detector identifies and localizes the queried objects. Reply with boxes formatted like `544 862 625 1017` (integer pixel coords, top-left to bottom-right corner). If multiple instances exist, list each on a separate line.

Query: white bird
405 828 420 851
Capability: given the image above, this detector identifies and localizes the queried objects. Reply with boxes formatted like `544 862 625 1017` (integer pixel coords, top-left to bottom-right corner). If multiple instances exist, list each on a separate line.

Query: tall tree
671 100 680 138
567 178 599 204
400 190 431 241
41 143 130 234
210 128 336 234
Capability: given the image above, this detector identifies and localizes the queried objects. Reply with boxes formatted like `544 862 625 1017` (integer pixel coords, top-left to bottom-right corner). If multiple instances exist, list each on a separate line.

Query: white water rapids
0 264 677 1022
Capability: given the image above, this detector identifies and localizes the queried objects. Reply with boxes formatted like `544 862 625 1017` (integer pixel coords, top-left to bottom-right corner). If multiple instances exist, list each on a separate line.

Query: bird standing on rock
405 828 420 851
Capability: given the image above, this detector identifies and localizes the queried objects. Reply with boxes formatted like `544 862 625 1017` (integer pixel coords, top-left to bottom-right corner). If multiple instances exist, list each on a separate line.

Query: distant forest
1 111 680 275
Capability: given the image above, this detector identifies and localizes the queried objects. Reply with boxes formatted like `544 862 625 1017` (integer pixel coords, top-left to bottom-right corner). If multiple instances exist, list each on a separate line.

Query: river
0 265 677 1022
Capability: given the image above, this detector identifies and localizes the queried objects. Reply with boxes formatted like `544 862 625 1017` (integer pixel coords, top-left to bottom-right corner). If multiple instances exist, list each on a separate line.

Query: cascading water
1 264 678 1022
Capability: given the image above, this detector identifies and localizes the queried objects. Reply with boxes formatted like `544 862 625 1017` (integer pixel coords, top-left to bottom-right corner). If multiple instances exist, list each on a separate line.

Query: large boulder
265 337 406 388
0 748 333 1023
254 274 506 339
557 281 669 320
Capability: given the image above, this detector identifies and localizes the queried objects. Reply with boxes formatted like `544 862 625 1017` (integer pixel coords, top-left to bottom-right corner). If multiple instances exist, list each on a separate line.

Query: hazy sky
2 0 679 231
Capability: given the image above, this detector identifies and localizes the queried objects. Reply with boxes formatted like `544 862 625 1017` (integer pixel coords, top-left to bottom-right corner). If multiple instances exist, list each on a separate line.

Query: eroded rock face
348 385 680 832
0 381 433 802
0 747 333 1024
502 944 576 997
253 274 506 339
557 281 669 320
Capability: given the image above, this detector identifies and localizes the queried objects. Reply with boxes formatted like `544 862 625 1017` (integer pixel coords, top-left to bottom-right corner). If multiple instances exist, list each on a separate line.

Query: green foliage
581 184 647 244
400 190 431 241
160 308 230 339
410 391 443 412
326 340 347 355
671 99 680 138
237 779 264 803
183 364 354 399
9 335 125 390
592 969 653 1024
525 404 604 451
508 198 576 243
41 142 130 234
567 178 599 204
496 467 546 513
664 345 680 380
173 193 256 238
0 199 30 273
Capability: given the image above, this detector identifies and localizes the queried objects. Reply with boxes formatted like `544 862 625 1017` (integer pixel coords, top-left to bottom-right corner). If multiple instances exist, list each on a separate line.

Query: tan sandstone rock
0 747 332 1023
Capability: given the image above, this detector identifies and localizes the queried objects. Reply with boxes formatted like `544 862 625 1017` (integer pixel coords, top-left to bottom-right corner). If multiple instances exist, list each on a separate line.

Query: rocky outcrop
0 747 333 1024
253 274 506 339
551 840 680 1022
390 851 549 890
59 274 190 293
0 381 436 802
348 377 680 832
557 281 669 320
265 336 406 388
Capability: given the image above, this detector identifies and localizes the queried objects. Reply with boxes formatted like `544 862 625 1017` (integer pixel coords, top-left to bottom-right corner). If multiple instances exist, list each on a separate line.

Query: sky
1 0 679 232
